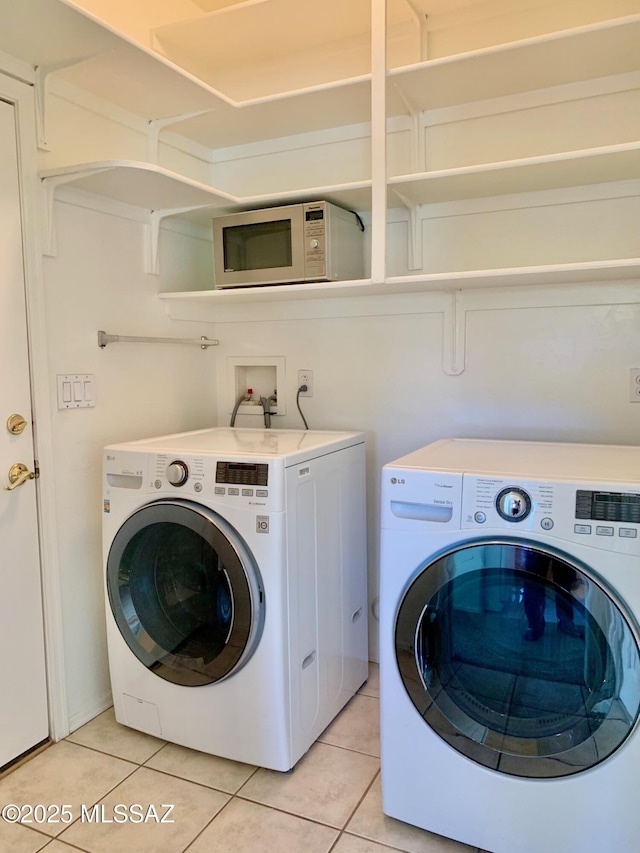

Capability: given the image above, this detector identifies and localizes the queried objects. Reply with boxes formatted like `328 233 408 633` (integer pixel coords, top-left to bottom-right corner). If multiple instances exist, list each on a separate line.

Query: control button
540 517 554 531
256 489 268 497
194 482 203 493
574 524 592 535
214 487 225 495
228 488 239 496
474 511 486 524
620 528 638 538
154 479 162 490
242 488 254 496
596 525 614 537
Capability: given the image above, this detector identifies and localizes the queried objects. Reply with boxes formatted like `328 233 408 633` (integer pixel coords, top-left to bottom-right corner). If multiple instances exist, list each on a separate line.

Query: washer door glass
107 500 264 686
395 540 640 778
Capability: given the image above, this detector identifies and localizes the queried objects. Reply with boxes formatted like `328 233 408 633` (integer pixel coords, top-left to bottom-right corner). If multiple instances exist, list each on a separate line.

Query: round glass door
107 500 264 686
395 540 640 778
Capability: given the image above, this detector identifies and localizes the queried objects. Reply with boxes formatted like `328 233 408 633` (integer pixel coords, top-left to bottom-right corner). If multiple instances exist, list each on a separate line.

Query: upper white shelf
387 14 640 115
6 1 640 153
0 0 372 149
151 0 372 101
388 142 640 206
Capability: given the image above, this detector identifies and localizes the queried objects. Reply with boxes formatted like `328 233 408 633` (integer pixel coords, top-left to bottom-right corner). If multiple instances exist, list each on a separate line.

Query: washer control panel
147 454 277 509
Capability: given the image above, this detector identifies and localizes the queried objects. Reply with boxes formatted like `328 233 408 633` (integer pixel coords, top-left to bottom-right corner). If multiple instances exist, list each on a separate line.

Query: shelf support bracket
390 85 424 173
403 2 429 60
390 188 423 271
147 110 214 163
35 58 96 151
41 167 111 256
144 206 211 275
442 290 466 375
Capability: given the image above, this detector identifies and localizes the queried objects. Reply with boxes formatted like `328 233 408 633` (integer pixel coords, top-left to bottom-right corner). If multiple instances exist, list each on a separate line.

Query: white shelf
39 160 372 220
151 0 372 101
388 143 640 206
387 15 640 115
14 0 640 304
40 160 235 210
0 0 372 150
159 259 640 305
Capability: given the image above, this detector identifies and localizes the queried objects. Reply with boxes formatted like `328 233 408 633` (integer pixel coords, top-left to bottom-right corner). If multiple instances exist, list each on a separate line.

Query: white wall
212 285 640 659
42 194 218 730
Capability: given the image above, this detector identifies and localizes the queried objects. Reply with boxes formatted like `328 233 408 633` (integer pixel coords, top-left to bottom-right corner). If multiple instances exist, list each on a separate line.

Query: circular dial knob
309 239 320 249
496 487 531 522
166 460 189 487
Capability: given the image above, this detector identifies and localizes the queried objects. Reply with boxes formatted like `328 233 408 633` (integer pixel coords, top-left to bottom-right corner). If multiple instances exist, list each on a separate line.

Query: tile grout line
327 767 382 853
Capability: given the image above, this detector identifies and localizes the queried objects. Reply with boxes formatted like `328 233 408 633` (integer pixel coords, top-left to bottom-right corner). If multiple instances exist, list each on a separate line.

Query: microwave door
217 205 305 287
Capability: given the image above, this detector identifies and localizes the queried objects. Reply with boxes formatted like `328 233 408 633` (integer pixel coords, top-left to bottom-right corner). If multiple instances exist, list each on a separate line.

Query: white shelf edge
158 259 640 304
160 278 377 303
386 259 640 290
39 159 371 214
386 13 640 114
387 142 640 204
387 12 640 81
40 158 234 201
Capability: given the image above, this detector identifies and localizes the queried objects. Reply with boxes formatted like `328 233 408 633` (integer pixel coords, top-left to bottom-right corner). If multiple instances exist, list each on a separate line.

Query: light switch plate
57 374 95 409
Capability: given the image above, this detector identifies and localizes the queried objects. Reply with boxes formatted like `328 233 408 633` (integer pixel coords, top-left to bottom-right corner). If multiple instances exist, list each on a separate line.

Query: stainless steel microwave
212 201 364 288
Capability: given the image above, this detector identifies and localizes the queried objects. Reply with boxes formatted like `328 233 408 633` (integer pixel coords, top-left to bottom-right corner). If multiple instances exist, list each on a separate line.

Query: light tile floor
0 665 484 853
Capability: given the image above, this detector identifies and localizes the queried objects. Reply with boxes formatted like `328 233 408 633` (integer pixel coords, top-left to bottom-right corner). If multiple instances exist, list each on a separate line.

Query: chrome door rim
107 499 264 686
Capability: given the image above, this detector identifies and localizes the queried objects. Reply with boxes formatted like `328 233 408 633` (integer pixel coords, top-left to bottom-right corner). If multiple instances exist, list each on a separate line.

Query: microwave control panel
304 201 327 277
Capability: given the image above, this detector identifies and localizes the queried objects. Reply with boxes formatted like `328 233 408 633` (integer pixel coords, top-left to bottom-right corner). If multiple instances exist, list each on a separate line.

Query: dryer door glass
107 501 264 686
395 540 640 778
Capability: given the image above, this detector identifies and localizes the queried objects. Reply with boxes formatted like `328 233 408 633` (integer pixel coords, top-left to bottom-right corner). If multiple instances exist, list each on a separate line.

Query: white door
0 95 49 768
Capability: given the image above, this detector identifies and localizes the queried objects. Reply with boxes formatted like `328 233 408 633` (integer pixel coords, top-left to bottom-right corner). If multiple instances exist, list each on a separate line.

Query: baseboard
66 692 113 736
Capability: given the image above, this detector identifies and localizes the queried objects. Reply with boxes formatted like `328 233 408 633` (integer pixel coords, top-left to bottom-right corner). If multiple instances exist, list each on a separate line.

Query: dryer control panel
461 475 640 556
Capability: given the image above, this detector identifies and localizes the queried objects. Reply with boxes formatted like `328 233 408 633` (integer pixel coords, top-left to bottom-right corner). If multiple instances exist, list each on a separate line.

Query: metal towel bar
98 330 218 350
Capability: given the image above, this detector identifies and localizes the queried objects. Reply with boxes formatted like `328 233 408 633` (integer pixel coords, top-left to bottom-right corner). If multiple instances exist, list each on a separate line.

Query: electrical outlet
297 370 313 397
630 369 640 403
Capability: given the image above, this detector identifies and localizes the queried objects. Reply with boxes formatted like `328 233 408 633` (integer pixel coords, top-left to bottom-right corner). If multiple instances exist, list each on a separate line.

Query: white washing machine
103 427 368 771
380 438 640 853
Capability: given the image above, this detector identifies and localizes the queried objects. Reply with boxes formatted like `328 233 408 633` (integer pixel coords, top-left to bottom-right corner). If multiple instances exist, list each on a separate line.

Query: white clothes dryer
380 438 640 853
103 427 368 771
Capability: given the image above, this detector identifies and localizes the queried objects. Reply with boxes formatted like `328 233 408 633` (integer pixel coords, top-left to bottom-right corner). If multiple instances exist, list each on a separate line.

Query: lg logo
390 477 406 485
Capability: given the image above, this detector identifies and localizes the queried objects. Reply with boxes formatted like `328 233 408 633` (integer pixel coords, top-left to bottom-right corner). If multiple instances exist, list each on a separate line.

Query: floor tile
0 741 136 838
66 707 166 764
58 766 229 853
238 741 379 829
188 797 339 853
0 820 50 853
358 663 380 699
346 776 476 853
318 694 380 757
145 742 257 793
